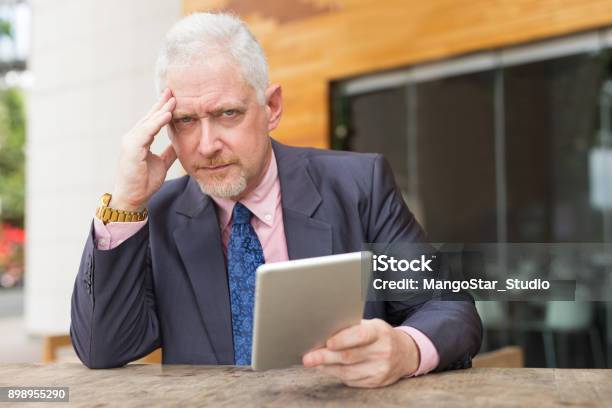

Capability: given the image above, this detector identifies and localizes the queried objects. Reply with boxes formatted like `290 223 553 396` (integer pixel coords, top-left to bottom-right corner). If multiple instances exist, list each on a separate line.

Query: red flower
2 223 24 244
0 223 25 270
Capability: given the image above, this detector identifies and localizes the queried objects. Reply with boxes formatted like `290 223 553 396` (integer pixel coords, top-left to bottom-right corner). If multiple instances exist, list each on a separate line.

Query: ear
264 84 282 132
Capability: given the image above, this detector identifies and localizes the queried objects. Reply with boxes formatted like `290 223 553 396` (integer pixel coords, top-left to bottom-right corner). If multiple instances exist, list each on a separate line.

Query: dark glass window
505 54 607 242
332 46 612 369
415 72 497 242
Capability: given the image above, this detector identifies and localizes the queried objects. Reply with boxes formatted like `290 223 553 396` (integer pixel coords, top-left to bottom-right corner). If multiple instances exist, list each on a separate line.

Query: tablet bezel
251 251 370 370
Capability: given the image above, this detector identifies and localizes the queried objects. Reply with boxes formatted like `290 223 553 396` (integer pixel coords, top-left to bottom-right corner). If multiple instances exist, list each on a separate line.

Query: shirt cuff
93 217 147 250
395 326 440 376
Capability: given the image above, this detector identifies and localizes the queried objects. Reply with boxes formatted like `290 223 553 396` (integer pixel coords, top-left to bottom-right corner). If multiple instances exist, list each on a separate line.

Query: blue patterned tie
227 202 265 365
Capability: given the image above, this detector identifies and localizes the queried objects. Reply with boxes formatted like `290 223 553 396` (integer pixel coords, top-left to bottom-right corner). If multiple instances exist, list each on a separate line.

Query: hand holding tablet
251 252 369 370
251 251 420 387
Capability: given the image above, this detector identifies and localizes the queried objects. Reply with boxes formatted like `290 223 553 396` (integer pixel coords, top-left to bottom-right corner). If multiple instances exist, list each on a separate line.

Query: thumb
160 144 177 171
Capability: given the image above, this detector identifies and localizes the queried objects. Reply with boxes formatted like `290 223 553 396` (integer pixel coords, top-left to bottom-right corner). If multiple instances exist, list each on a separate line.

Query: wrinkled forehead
166 58 256 111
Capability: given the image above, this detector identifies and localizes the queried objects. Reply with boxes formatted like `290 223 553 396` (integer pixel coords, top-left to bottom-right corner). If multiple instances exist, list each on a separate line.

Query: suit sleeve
366 154 483 371
70 221 161 368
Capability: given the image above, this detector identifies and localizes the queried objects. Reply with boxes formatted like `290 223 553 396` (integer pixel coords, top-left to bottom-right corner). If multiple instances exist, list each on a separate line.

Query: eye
172 117 195 129
223 109 237 117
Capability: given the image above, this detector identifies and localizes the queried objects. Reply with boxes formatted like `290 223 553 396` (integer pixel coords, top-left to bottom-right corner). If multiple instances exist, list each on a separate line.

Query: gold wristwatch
95 193 148 225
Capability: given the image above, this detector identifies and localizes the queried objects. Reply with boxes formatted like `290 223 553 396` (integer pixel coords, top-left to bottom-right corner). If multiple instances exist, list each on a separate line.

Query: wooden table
0 364 611 407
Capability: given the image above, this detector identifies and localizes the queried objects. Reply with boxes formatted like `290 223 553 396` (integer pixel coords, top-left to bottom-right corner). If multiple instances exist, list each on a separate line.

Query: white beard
197 172 248 199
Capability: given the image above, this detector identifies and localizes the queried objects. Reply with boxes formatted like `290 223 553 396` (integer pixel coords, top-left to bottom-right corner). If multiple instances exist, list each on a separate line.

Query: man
71 12 481 388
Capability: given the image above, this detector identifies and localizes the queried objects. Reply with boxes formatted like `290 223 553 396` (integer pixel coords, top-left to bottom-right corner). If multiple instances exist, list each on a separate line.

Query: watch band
95 193 148 225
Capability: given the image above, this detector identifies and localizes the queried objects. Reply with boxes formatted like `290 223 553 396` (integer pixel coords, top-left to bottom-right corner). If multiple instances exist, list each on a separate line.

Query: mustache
197 157 239 167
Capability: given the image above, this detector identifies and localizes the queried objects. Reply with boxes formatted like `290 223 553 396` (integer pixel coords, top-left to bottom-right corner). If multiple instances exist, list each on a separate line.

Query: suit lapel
283 208 333 259
273 140 333 260
170 140 333 365
173 178 234 364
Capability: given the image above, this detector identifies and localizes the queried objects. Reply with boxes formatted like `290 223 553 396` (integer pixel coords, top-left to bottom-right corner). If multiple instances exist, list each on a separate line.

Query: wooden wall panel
183 0 612 147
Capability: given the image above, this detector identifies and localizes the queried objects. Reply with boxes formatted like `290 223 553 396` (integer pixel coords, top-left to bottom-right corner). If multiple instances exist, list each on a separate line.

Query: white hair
155 12 269 103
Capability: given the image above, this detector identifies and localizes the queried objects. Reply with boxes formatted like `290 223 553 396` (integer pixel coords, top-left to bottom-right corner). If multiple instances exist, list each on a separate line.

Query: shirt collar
211 148 279 229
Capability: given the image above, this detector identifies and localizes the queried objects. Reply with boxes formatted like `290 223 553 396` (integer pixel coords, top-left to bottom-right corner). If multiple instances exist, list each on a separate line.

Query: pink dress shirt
208 150 289 263
93 149 439 375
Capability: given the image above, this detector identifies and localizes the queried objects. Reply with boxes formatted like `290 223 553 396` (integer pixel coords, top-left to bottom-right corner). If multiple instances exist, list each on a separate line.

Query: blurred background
1 0 612 368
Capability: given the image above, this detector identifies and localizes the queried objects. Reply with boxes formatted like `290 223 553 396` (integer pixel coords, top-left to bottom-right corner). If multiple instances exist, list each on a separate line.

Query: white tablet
251 251 370 370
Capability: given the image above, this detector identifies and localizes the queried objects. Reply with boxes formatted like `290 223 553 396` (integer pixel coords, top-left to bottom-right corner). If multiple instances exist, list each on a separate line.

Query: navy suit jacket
71 139 482 370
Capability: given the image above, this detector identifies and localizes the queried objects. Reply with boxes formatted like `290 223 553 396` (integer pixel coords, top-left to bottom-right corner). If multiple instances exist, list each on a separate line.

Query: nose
196 118 222 157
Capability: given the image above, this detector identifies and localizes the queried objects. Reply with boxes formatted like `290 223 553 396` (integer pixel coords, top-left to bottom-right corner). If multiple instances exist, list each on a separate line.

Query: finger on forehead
141 97 175 126
161 96 176 112
137 110 172 147
326 323 377 351
145 88 172 118
150 97 176 119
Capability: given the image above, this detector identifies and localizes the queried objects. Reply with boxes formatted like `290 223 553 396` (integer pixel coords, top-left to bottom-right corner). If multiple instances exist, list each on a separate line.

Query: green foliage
0 20 12 39
0 88 25 227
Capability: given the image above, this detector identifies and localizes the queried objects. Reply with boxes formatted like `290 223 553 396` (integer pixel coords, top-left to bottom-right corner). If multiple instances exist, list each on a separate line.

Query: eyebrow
172 99 249 118
172 110 196 118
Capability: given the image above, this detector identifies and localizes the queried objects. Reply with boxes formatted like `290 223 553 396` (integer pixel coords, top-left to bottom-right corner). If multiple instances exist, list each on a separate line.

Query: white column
25 0 183 334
